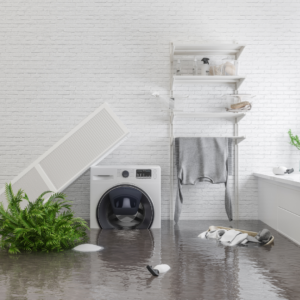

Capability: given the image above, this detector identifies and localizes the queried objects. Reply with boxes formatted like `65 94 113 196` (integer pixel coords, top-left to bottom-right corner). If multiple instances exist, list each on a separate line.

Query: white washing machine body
90 165 161 229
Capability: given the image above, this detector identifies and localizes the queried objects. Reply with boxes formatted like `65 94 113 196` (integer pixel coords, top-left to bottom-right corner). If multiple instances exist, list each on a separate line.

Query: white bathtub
254 172 300 245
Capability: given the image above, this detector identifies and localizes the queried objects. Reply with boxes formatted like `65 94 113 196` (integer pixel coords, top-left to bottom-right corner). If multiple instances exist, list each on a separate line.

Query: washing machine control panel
136 169 151 178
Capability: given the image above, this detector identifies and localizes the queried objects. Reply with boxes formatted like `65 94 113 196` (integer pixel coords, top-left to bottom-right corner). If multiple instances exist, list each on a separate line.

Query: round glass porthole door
96 184 154 229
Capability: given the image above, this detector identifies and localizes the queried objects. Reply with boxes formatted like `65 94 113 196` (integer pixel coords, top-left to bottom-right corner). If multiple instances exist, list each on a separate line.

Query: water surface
0 220 298 299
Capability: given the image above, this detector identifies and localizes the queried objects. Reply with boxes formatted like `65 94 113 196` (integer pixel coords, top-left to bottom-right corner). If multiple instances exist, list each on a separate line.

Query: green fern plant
288 129 300 150
0 183 89 254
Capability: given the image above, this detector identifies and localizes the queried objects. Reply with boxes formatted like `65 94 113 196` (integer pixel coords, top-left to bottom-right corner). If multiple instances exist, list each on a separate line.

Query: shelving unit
173 75 246 90
171 43 246 59
169 42 248 222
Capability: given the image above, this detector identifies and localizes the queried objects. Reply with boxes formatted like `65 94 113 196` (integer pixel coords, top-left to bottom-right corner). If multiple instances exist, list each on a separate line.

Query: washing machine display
90 165 161 229
136 169 151 178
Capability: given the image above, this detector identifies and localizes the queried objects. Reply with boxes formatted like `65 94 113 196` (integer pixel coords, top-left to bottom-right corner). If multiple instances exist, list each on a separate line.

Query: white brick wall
1 0 300 220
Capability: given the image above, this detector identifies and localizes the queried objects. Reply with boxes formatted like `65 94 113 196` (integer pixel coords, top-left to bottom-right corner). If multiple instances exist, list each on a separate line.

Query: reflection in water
0 251 89 300
97 229 155 268
0 221 299 299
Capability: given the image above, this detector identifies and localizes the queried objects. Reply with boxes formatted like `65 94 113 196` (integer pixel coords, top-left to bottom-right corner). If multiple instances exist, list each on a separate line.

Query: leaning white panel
0 103 130 206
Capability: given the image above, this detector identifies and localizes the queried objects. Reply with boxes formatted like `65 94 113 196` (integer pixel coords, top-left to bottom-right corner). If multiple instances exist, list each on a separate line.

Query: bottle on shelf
175 59 181 76
192 58 198 75
200 58 210 76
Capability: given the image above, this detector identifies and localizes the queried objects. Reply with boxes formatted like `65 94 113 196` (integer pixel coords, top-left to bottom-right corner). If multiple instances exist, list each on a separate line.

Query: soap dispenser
201 58 210 76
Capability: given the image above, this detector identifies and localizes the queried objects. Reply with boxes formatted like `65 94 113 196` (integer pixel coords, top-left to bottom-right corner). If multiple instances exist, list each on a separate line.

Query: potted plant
0 183 89 254
288 129 300 171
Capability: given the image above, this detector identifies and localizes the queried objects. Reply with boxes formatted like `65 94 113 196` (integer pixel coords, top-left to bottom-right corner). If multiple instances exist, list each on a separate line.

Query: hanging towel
174 137 233 223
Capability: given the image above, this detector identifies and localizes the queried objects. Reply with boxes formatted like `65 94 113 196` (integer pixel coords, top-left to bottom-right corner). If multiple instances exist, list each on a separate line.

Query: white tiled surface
1 0 300 220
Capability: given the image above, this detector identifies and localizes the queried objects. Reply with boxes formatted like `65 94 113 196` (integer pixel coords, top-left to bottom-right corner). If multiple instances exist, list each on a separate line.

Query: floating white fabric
198 231 208 239
154 264 171 274
73 244 104 252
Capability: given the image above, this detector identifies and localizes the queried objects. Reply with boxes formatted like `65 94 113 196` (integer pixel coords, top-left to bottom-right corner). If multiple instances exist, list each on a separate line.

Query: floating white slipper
73 244 104 252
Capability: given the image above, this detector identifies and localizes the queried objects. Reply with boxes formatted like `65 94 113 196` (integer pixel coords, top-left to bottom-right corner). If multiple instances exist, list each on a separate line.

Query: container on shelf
200 58 210 76
209 60 239 76
224 94 255 112
209 60 224 76
223 60 239 76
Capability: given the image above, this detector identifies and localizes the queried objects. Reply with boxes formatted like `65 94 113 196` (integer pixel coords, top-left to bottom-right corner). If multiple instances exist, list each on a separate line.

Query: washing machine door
96 184 154 229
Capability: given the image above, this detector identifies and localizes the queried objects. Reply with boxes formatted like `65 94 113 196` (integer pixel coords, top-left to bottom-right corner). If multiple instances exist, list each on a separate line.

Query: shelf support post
234 117 239 222
169 111 174 221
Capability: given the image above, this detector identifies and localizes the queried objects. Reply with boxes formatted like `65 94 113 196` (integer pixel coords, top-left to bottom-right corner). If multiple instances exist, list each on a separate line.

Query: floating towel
198 229 227 240
73 244 104 252
216 229 227 240
220 229 241 243
228 233 248 246
198 231 208 239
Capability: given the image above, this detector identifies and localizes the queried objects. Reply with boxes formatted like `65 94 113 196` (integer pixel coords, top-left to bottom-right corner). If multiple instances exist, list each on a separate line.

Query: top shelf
171 43 246 60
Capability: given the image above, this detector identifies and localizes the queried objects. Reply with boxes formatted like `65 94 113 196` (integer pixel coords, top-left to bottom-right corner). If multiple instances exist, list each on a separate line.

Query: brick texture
1 0 300 220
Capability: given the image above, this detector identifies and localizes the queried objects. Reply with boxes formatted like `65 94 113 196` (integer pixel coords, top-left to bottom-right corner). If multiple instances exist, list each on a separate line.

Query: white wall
1 0 300 220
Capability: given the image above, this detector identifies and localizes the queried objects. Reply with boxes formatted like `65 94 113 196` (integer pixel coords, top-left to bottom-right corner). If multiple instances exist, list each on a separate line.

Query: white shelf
173 75 246 90
172 111 246 123
172 43 246 60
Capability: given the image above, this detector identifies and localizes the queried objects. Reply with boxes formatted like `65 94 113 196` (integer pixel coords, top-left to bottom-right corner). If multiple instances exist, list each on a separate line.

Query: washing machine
90 165 161 229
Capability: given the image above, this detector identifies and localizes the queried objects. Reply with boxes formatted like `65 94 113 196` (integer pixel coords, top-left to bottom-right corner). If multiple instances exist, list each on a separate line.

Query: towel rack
170 136 246 146
169 111 246 222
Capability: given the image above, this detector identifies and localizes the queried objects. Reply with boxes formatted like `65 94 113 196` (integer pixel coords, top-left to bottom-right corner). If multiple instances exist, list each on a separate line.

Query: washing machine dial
122 170 129 178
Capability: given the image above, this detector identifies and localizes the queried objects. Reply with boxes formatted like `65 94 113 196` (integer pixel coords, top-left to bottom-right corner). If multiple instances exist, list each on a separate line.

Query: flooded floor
0 220 299 299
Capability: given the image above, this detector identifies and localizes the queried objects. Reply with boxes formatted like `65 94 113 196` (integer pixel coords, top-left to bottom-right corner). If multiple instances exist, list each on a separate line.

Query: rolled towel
255 229 272 244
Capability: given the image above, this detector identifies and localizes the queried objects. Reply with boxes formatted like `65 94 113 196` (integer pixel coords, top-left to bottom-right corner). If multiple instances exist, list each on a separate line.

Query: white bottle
192 58 198 75
175 60 181 76
200 58 210 76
